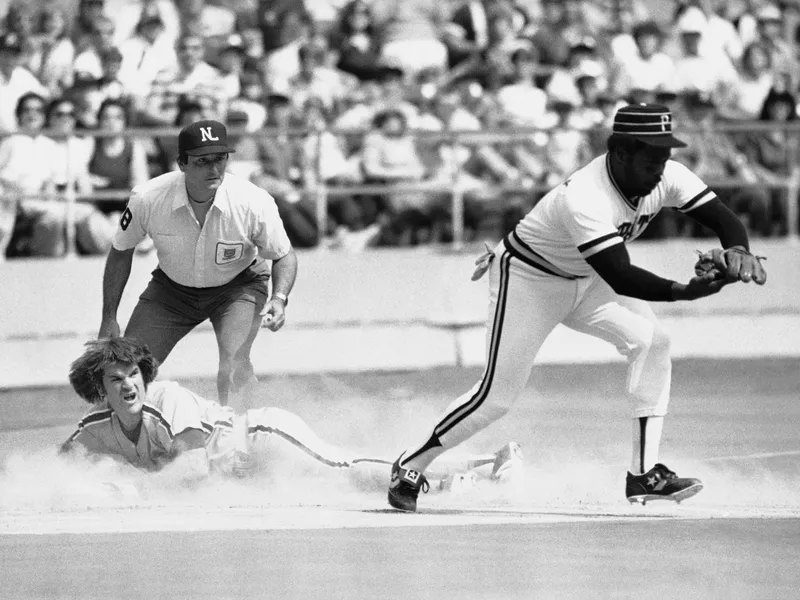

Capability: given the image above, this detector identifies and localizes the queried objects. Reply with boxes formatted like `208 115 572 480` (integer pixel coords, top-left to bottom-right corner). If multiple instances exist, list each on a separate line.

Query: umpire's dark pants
125 263 269 383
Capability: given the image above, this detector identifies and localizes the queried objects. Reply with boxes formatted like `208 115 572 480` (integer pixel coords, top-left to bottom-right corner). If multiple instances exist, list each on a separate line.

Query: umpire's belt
503 232 583 280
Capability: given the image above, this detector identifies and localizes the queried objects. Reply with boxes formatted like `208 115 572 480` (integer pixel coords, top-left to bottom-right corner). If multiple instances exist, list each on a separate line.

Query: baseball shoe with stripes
388 459 430 512
626 463 703 505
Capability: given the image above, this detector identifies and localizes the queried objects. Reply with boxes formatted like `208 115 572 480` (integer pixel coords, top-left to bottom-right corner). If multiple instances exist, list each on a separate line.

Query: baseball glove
694 247 767 284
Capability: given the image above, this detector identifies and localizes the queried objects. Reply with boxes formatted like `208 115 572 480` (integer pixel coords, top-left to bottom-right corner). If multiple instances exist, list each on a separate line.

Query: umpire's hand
260 298 286 331
99 317 121 339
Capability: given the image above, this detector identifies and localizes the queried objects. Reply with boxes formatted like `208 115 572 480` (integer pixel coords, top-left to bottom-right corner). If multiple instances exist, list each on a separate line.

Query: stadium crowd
0 0 799 259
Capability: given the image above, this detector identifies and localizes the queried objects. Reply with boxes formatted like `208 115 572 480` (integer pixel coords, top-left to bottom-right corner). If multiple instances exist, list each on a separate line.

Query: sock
399 434 447 474
630 416 664 475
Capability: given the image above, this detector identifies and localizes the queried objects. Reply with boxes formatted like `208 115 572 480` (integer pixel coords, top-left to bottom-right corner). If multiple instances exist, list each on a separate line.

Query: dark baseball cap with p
612 104 686 148
178 119 236 157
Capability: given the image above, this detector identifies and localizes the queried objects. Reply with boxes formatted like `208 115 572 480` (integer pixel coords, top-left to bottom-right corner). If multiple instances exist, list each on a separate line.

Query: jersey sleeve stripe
678 187 716 213
577 232 623 255
505 232 581 279
78 409 113 428
200 419 233 432
61 410 112 453
60 429 83 453
142 405 173 438
579 235 623 258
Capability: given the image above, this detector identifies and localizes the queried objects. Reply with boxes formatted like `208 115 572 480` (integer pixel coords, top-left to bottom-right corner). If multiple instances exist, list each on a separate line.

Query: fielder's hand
722 246 767 284
98 317 121 339
694 247 767 285
672 272 730 301
260 297 286 331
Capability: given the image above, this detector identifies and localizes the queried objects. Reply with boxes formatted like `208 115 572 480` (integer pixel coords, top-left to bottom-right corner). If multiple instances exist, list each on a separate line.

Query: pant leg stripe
433 251 511 437
249 425 351 468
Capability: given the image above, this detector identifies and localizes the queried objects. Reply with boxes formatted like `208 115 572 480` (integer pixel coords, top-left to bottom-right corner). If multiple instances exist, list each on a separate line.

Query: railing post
786 166 800 243
450 131 464 251
63 141 77 259
784 124 800 243
313 128 327 246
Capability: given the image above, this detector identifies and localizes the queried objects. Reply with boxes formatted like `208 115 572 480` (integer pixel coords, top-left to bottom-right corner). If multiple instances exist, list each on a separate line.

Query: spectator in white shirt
144 33 226 125
0 92 55 257
669 6 738 102
610 21 676 100
721 41 775 121
73 15 118 81
697 0 745 67
496 46 549 128
751 3 798 89
1 93 114 257
71 0 107 52
175 0 237 43
43 96 116 256
46 98 94 195
0 33 48 133
544 38 607 109
118 11 177 102
289 42 356 116
371 0 449 78
111 0 180 49
29 5 76 96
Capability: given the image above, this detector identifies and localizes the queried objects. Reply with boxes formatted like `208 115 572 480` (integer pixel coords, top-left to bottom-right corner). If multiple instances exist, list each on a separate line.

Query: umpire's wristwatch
272 292 289 306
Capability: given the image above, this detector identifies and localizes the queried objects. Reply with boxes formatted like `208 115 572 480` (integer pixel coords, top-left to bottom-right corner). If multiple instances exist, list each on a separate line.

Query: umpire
99 119 298 406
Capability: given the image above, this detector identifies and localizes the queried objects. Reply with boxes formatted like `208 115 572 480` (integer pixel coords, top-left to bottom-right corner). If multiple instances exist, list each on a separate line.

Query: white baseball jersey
512 154 717 278
65 382 381 476
64 381 237 472
112 171 292 287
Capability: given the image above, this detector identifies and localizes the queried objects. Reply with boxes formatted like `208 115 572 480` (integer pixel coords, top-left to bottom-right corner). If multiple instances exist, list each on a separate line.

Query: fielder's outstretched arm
99 247 135 338
586 243 727 302
684 197 749 250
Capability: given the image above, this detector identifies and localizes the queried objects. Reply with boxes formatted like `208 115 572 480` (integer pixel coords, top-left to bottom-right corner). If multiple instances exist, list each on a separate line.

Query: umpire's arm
261 248 298 332
99 247 136 338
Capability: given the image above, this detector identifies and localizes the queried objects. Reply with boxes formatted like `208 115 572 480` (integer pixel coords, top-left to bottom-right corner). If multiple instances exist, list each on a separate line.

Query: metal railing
3 121 799 257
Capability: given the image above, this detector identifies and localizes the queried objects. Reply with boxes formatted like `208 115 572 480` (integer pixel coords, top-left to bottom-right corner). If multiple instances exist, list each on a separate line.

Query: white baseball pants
401 242 672 472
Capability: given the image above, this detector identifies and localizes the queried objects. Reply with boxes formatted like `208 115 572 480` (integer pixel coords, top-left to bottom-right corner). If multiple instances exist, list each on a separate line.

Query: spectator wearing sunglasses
19 97 115 257
0 92 56 257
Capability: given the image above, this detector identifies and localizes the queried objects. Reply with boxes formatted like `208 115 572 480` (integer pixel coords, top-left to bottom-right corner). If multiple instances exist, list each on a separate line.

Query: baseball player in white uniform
388 104 767 512
98 119 298 406
61 338 524 493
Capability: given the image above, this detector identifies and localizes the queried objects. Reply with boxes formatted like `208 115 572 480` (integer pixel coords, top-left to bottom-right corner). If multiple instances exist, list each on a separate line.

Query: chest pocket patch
215 242 244 264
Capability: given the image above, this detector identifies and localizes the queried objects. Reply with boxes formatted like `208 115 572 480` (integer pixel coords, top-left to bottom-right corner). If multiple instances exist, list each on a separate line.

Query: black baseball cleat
626 463 703 505
388 459 430 512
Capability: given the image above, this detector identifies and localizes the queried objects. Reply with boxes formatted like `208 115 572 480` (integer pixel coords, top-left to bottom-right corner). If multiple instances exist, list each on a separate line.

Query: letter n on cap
199 126 219 142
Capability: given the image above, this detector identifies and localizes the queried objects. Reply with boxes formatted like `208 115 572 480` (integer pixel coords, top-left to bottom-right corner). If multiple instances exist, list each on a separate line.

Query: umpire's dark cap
612 103 686 148
178 119 236 156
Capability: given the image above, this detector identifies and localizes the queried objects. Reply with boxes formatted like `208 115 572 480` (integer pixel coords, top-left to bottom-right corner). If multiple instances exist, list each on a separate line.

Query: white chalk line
2 498 799 536
611 449 800 469
698 450 800 463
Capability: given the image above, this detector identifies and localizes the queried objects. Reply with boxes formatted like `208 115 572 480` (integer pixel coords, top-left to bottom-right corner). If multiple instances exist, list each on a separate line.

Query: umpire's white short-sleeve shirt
112 171 292 288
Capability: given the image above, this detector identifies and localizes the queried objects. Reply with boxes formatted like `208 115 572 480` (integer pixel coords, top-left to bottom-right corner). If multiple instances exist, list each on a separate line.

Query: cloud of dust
1 385 798 517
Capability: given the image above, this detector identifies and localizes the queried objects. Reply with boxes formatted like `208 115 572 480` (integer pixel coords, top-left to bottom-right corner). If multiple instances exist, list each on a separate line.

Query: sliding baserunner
61 337 521 493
